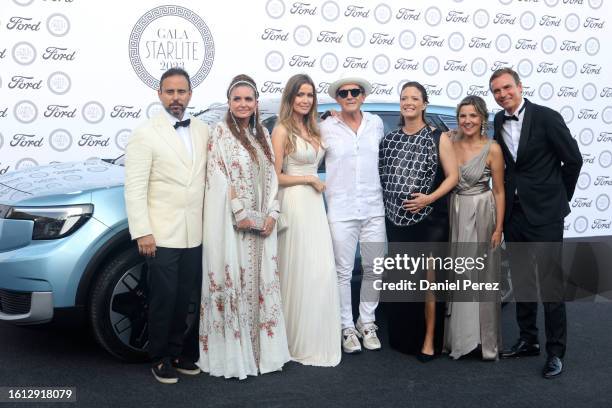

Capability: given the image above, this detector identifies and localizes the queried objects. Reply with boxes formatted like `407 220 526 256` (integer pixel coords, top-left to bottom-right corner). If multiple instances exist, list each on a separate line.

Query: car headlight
2 204 94 240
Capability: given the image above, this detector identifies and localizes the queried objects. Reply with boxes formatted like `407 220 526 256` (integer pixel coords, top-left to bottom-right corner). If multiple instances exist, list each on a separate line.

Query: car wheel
89 248 200 362
89 248 150 361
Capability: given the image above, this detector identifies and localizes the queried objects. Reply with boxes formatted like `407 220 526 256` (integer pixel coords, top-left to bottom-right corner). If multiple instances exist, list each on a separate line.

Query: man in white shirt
125 68 209 384
320 77 386 353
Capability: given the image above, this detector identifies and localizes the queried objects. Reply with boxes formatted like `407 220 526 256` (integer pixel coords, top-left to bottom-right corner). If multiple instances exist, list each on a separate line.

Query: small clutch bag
233 210 266 232
248 211 266 232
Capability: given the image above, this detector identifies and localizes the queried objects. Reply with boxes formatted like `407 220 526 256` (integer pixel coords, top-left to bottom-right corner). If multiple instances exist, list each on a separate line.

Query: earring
481 122 486 136
230 111 240 132
251 114 257 137
253 111 258 137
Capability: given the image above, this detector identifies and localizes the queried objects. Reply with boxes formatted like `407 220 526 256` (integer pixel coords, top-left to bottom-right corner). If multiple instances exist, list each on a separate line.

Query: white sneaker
356 318 381 351
342 327 362 354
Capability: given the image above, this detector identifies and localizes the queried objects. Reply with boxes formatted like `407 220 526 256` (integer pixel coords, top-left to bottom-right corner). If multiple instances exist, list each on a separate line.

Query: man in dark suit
489 68 582 378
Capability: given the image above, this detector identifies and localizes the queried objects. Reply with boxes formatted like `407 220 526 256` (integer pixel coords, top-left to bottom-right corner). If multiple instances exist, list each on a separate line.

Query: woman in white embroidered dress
198 74 290 379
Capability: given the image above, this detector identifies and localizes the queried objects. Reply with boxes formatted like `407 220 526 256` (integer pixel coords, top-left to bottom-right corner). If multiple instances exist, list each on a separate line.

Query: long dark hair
225 74 273 163
398 81 429 127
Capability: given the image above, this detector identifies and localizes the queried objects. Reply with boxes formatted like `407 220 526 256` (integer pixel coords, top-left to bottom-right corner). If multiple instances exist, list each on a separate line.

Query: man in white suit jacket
125 68 209 384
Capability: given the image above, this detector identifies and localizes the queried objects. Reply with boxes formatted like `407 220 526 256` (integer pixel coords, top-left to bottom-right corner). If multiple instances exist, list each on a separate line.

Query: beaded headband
227 80 259 99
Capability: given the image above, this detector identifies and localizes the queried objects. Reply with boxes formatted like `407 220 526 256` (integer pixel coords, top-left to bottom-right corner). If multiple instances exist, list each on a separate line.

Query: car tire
89 248 149 362
89 247 200 362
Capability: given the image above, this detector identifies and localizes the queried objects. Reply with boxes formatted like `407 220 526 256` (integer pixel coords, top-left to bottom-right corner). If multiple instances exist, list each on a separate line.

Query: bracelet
230 198 244 214
234 209 247 222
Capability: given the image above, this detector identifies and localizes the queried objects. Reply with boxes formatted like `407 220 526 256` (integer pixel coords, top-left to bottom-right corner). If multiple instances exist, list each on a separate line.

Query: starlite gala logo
129 5 215 90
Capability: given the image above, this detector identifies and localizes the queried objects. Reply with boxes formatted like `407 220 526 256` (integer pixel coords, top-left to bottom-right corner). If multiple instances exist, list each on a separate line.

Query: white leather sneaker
342 327 362 354
356 318 381 350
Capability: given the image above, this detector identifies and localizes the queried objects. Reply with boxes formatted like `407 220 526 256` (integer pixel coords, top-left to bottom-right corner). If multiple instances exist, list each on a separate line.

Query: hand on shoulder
439 130 453 145
442 130 457 140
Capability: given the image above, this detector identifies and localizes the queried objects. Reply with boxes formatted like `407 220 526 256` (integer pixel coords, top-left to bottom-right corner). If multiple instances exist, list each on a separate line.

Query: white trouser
329 216 386 329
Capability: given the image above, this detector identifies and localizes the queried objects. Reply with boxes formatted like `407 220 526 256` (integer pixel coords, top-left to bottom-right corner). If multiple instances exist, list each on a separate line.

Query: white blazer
124 112 209 248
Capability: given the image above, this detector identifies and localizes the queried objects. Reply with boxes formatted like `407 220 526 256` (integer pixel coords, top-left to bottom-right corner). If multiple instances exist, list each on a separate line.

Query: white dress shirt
501 99 525 163
162 109 193 159
320 111 385 222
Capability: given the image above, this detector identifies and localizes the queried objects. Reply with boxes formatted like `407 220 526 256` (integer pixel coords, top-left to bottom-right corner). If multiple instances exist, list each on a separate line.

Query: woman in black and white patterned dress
379 81 458 361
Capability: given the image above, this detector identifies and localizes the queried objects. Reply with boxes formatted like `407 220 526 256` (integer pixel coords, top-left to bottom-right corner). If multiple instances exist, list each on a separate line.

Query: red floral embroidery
224 265 233 289
215 295 224 312
259 320 277 338
208 272 221 293
229 295 238 314
200 334 209 353
240 267 246 288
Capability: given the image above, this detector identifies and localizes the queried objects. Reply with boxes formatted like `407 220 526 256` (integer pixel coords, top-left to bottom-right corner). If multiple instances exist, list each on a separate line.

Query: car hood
0 159 124 205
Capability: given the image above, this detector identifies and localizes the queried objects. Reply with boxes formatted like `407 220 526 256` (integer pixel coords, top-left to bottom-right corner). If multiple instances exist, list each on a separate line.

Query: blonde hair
455 95 489 138
277 74 320 155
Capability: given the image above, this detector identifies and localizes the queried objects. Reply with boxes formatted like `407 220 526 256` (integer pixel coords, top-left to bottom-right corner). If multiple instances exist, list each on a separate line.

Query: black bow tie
173 118 191 129
503 114 519 122
503 104 526 123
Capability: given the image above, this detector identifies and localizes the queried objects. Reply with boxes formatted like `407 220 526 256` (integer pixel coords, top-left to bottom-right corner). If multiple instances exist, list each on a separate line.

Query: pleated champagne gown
444 140 502 360
277 137 341 366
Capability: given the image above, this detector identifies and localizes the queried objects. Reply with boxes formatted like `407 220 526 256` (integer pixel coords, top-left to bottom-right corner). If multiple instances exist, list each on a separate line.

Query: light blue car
0 102 495 361
0 157 152 360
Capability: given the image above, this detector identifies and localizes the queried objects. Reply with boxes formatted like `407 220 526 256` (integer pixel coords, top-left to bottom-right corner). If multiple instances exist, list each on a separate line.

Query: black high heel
416 351 436 363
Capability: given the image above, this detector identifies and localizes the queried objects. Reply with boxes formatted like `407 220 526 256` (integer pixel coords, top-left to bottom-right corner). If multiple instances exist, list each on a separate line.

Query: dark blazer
493 99 583 226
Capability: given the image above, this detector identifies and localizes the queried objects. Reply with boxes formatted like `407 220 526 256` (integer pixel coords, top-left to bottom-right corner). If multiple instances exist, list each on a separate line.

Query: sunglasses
336 88 362 98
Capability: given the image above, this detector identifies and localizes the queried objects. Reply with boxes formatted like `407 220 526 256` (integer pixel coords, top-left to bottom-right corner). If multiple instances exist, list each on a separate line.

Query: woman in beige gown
444 95 505 360
271 74 342 366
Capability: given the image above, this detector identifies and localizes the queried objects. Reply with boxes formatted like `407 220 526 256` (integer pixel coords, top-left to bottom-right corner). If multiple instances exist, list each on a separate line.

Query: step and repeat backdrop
0 0 610 237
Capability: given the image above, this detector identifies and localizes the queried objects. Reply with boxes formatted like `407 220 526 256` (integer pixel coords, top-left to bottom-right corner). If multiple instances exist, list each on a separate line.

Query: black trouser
146 245 202 363
504 202 566 358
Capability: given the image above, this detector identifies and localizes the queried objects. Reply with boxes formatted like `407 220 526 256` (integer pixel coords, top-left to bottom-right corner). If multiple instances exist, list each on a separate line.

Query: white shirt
501 99 525 163
320 111 385 222
162 109 193 159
